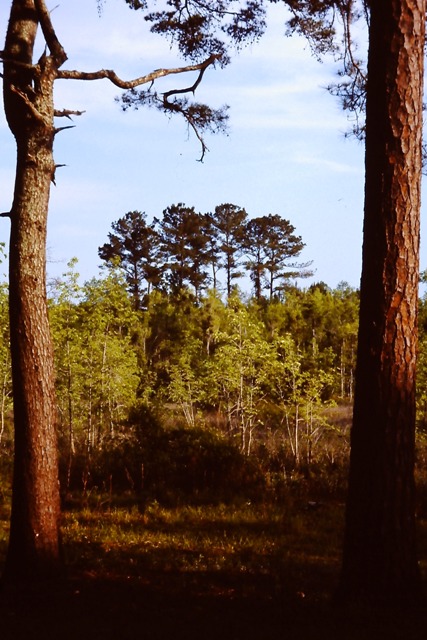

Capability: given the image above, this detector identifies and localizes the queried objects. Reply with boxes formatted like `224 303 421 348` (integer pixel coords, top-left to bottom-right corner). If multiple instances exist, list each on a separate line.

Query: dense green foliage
1 226 427 507
0 242 359 504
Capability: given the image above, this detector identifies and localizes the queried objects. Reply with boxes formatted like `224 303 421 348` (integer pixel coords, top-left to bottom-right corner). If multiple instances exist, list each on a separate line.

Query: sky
0 0 394 291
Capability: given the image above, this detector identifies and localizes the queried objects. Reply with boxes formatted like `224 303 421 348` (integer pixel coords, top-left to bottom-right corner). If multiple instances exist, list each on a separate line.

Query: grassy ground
1 496 427 639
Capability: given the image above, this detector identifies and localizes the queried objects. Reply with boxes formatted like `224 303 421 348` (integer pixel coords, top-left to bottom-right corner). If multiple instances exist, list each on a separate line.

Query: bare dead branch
54 109 85 118
57 54 218 89
34 0 67 66
186 116 209 162
163 58 211 101
51 164 67 186
162 61 214 161
54 125 76 135
10 85 46 124
0 52 35 72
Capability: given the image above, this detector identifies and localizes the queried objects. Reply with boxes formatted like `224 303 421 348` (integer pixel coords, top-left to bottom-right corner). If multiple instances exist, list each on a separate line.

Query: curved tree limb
57 54 219 89
57 54 221 160
163 56 212 99
161 57 220 161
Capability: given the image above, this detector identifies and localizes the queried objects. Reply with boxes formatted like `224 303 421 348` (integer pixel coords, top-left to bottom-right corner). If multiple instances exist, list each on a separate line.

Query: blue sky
0 1 389 291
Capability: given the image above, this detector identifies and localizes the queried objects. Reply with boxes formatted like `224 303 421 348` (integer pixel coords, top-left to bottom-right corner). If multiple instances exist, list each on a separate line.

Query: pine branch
57 55 219 89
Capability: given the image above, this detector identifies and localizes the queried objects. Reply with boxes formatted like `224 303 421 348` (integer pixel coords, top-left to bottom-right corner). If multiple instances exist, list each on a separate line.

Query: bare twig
161 59 216 161
54 125 76 135
339 1 367 82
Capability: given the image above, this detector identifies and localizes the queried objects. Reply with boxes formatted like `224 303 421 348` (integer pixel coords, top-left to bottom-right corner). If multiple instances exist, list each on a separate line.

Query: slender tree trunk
340 340 345 399
2 0 64 584
0 350 11 446
66 340 75 491
226 255 232 298
339 0 425 604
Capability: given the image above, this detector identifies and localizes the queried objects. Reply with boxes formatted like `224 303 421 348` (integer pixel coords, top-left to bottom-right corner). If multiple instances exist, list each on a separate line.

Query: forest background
1 211 363 503
0 217 427 507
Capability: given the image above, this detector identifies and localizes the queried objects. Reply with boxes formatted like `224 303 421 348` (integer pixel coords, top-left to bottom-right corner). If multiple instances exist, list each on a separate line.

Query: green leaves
156 204 211 297
49 262 141 485
45 257 360 491
119 1 268 158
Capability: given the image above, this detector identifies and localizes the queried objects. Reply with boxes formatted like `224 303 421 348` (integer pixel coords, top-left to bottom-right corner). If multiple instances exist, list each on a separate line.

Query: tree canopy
98 205 312 300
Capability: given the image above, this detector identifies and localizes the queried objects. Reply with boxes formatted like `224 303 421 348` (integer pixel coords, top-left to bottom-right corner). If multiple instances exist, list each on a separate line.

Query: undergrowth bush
60 404 266 507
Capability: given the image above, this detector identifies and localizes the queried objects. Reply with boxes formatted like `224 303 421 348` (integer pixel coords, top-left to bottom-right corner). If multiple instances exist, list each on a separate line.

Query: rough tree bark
339 0 425 604
1 0 219 586
2 0 65 584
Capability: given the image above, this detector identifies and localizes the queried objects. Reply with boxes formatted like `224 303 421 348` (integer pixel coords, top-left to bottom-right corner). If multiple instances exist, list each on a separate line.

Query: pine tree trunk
339 0 425 604
2 0 63 584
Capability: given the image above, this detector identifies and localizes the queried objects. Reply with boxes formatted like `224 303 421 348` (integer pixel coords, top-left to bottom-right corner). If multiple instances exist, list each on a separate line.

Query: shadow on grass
1 501 427 639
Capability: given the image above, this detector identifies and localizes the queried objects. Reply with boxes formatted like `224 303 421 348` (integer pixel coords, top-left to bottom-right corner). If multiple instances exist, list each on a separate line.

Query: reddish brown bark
2 0 63 583
0 1 219 587
339 0 425 603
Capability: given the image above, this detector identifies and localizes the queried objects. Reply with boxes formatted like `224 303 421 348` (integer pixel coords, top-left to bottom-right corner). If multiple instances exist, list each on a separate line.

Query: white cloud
294 152 363 174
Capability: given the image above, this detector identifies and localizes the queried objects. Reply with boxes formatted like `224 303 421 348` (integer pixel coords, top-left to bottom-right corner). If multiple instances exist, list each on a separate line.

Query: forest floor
1 498 427 639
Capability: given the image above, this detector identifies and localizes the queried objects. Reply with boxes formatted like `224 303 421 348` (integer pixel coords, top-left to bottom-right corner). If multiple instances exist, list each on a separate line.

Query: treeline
98 205 313 308
1 219 427 503
0 254 427 503
0 255 361 500
50 265 360 498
